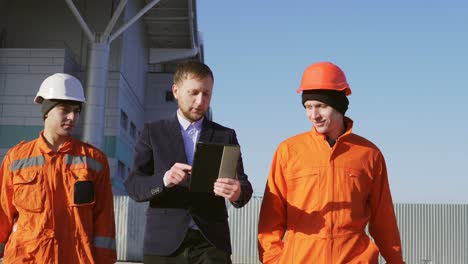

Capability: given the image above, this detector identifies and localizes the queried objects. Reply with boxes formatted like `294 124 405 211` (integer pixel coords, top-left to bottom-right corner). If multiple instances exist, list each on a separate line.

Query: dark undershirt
327 121 347 147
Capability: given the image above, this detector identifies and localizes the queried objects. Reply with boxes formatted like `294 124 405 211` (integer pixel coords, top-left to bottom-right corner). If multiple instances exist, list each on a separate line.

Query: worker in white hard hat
35 72 86 118
0 73 117 263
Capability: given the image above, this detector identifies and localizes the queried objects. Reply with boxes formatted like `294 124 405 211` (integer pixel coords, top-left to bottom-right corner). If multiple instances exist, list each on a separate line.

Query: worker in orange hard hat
0 73 116 263
258 62 405 264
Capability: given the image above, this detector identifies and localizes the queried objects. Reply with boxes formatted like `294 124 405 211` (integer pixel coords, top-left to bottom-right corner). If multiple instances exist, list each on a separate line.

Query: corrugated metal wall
227 196 262 264
114 196 468 264
114 196 147 262
393 203 468 264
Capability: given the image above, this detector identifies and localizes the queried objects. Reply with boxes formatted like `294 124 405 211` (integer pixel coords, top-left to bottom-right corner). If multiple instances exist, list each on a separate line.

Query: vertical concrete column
82 42 110 149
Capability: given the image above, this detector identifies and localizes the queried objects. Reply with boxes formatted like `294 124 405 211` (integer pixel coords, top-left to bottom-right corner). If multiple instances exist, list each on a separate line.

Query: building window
130 122 136 139
117 161 126 180
165 91 175 102
120 110 128 131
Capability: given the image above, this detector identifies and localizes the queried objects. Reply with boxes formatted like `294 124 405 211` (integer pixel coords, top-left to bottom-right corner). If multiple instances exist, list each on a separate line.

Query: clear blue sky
197 0 468 203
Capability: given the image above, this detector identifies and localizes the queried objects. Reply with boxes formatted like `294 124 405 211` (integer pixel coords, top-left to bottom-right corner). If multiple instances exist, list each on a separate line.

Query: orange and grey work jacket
0 132 116 263
258 117 405 264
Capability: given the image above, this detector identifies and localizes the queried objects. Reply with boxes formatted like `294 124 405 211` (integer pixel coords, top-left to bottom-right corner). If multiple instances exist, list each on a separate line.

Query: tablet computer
189 142 240 193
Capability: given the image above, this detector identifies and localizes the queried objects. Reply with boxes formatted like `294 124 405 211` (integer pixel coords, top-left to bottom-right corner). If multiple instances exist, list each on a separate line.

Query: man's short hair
173 61 214 85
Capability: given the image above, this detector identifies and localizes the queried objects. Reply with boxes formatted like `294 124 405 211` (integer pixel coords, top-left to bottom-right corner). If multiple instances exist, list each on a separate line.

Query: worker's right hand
163 163 192 188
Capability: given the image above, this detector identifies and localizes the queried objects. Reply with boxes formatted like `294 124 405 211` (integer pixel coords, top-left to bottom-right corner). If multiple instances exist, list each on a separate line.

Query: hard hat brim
296 86 352 96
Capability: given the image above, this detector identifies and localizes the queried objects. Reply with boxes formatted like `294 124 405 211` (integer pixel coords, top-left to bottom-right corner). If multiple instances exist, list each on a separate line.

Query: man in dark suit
125 61 253 264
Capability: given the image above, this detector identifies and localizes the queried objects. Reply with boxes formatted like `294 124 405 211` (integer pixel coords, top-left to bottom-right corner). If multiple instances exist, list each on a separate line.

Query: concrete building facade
0 0 203 194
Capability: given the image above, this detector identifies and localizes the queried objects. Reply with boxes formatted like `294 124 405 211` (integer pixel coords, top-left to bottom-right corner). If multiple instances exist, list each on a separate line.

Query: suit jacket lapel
199 118 214 143
167 114 187 164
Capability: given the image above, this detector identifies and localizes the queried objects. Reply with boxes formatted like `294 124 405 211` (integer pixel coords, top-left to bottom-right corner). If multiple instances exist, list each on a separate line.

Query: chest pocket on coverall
68 168 96 207
343 168 370 196
13 171 45 213
287 167 320 210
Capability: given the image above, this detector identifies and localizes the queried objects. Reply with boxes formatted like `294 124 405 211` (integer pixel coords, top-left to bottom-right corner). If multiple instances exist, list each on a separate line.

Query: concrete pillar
82 42 110 148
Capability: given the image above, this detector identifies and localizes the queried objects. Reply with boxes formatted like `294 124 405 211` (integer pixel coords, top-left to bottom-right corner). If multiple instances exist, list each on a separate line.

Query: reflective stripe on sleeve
10 156 45 171
94 236 116 251
65 155 103 173
0 242 5 255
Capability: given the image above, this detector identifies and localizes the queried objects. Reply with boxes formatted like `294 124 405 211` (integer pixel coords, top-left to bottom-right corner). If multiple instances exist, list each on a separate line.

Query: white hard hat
34 73 86 104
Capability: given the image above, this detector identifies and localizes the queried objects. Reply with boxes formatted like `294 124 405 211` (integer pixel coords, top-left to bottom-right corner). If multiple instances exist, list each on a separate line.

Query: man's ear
172 84 178 100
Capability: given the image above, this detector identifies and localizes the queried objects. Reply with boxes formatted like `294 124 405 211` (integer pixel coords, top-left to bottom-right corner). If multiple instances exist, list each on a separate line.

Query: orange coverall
258 117 404 264
0 132 116 263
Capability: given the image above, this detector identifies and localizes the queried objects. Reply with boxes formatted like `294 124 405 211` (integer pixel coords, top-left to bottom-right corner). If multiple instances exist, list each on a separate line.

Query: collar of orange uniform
311 116 354 140
342 116 354 137
38 131 75 154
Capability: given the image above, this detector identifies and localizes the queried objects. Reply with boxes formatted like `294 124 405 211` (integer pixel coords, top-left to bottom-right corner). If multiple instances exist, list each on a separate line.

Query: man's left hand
214 178 241 202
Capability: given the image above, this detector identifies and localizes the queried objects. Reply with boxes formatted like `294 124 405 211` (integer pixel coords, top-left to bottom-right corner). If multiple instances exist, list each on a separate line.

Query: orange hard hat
296 61 351 95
